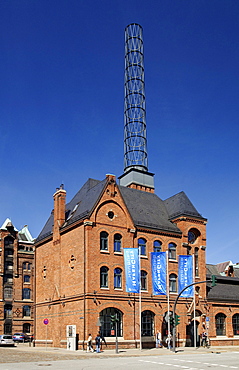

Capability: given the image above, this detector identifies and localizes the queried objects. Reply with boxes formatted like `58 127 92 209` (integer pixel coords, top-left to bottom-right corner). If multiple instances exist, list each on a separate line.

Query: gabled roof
164 191 206 221
0 218 18 231
206 263 239 302
36 177 205 242
118 185 181 234
36 178 107 242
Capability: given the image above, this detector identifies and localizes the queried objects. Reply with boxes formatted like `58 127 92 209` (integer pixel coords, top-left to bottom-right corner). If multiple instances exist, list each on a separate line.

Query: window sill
100 287 109 290
114 252 123 255
140 255 148 259
114 288 123 291
100 250 110 254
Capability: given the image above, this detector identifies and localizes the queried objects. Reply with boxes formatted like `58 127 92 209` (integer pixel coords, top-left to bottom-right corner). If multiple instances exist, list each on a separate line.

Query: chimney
53 184 66 231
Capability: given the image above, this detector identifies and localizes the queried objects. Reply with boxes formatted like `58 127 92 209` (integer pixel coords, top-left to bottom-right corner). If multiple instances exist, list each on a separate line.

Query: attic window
66 203 79 221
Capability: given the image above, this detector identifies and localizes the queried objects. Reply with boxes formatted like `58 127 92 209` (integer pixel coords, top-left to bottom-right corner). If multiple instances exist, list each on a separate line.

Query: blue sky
1 0 239 264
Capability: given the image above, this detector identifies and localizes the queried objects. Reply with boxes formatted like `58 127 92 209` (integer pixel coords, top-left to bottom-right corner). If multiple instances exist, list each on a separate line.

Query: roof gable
164 191 205 220
118 185 181 234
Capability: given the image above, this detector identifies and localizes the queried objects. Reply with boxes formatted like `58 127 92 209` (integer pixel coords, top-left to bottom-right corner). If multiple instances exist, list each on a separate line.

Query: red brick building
35 174 209 349
0 219 34 336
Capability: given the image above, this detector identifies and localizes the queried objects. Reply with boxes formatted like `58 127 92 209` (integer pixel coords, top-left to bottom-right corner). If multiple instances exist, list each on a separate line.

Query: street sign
206 317 210 322
43 319 49 325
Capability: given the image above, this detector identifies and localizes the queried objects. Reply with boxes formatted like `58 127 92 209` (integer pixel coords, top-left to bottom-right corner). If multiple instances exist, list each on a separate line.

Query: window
23 305 31 317
5 261 13 271
114 268 122 289
23 323 31 334
23 262 31 271
4 305 12 319
141 310 155 336
22 288 31 300
138 238 146 256
232 314 239 335
100 266 109 288
195 247 199 277
114 234 122 252
24 275 30 283
4 287 13 300
169 273 177 293
216 313 226 336
153 240 162 252
188 228 200 244
100 231 108 251
168 243 176 260
141 270 147 291
99 308 123 337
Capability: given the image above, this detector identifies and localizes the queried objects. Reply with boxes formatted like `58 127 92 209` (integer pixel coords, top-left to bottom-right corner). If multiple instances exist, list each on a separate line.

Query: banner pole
166 251 170 349
139 248 142 350
193 254 196 348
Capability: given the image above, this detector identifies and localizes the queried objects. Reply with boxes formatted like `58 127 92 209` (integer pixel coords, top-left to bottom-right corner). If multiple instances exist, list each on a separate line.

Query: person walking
87 334 94 352
95 332 101 353
155 330 162 348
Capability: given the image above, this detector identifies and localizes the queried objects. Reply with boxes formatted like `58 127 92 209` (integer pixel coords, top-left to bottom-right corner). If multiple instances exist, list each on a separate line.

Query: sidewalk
14 343 239 358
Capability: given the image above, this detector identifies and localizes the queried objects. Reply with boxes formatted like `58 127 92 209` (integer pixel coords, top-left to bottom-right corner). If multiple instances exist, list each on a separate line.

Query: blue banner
151 252 167 295
124 248 140 293
178 255 194 297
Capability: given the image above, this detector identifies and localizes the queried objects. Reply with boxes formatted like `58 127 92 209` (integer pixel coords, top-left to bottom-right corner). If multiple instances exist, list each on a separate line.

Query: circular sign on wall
43 319 49 325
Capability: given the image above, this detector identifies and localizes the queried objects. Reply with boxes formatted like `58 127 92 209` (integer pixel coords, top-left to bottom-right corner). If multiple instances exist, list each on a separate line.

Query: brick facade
35 174 218 349
0 220 34 336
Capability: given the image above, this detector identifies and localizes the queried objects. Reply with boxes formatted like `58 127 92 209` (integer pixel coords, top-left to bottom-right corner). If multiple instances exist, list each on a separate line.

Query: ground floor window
23 323 31 333
99 307 122 337
141 310 155 336
232 314 239 335
216 313 226 336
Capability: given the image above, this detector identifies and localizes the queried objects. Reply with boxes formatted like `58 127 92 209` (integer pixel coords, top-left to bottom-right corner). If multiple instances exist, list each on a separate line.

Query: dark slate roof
37 178 204 242
118 185 181 234
164 191 206 220
36 178 107 242
206 264 239 302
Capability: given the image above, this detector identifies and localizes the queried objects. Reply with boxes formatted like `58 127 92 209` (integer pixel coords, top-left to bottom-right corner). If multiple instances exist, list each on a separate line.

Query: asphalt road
0 345 239 370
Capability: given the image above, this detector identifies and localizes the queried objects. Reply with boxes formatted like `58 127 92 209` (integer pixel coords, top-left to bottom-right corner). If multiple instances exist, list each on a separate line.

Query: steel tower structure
119 23 154 192
124 23 148 172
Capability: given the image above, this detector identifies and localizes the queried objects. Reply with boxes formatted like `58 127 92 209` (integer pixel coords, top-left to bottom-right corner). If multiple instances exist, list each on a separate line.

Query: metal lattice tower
124 23 148 173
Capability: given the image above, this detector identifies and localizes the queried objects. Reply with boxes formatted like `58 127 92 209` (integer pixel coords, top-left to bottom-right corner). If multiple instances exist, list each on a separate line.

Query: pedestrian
95 332 101 353
155 330 162 348
201 331 207 347
166 333 172 349
87 333 94 352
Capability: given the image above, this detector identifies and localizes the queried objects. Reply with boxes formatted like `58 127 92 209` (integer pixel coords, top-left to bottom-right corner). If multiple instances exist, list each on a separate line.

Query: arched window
188 228 200 244
114 268 122 289
23 305 31 317
141 270 147 291
100 231 108 251
216 313 226 336
99 307 123 337
23 323 31 334
138 238 146 256
114 234 122 252
24 275 30 283
168 243 176 260
100 266 109 288
195 247 199 277
153 240 162 252
22 288 31 300
169 273 177 292
141 310 155 336
232 314 239 335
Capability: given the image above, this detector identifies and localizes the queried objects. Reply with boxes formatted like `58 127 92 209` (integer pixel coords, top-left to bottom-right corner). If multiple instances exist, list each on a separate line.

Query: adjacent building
0 219 34 336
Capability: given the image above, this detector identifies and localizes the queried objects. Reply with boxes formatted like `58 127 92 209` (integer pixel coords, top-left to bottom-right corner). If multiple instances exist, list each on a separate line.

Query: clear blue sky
1 0 239 264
